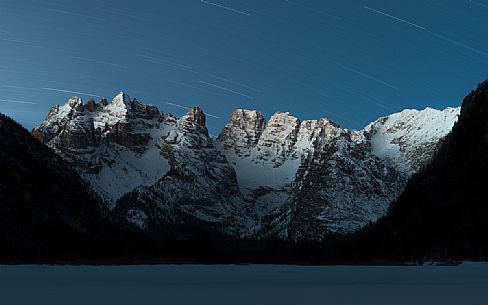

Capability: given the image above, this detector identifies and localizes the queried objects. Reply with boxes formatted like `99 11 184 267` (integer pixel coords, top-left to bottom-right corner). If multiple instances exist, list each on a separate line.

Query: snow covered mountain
32 93 168 208
216 107 459 239
32 93 460 240
114 106 249 237
32 93 247 237
363 107 460 175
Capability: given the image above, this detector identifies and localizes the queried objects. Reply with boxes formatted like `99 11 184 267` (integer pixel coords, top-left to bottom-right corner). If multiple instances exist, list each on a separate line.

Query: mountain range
4 80 488 263
30 92 459 240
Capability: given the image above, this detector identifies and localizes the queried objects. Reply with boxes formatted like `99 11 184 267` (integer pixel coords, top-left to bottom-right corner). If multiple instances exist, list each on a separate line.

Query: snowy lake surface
1 263 487 305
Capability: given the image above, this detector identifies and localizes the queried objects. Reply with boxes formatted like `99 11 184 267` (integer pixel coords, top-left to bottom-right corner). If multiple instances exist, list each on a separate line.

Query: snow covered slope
33 94 460 240
33 95 248 236
114 107 249 236
32 93 170 208
363 107 460 174
216 106 460 239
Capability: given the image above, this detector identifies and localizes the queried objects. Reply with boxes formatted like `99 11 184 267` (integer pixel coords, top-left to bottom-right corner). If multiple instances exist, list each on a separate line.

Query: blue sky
1 0 488 132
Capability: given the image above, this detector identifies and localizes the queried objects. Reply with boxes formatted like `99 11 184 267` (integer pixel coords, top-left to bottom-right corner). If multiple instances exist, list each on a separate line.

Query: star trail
362 6 426 30
0 0 487 131
200 0 251 16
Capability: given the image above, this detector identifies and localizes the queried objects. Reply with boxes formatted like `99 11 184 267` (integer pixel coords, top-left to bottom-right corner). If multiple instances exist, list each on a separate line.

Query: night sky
1 0 488 133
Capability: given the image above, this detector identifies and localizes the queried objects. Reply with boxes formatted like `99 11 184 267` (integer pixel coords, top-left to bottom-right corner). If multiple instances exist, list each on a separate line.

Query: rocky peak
216 109 267 156
103 92 131 118
268 111 299 126
67 96 83 108
31 92 171 205
185 106 206 126
113 92 131 107
130 101 162 121
173 107 211 148
95 92 164 123
294 118 342 157
85 98 98 112
255 111 301 165
262 112 301 143
32 92 166 166
229 109 267 134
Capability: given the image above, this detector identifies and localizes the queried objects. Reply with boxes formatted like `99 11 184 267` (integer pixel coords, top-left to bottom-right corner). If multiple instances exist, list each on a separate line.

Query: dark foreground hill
338 81 488 262
0 113 139 262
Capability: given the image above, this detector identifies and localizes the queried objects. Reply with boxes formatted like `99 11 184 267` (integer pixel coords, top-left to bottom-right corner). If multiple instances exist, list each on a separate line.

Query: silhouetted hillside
350 81 488 262
0 113 135 262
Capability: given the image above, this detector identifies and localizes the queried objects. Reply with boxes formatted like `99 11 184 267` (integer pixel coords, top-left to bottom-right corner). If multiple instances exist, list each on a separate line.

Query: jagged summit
34 93 163 143
185 106 206 126
32 93 168 206
32 93 460 240
217 109 266 156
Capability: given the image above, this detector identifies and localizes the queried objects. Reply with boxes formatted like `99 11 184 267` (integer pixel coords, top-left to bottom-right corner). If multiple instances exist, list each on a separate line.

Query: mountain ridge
31 93 460 240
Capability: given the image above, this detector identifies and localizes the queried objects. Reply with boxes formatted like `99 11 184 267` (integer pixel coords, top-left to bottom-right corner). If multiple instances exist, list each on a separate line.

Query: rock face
33 94 245 236
32 93 167 206
114 106 247 236
185 106 207 127
33 93 460 240
216 106 460 239
262 133 404 239
217 109 266 157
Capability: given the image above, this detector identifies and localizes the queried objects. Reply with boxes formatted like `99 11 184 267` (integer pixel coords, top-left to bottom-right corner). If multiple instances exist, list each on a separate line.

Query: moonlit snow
1 263 487 305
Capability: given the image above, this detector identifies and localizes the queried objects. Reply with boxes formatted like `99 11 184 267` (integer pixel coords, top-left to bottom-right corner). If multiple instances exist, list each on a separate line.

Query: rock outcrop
32 93 167 206
217 109 266 157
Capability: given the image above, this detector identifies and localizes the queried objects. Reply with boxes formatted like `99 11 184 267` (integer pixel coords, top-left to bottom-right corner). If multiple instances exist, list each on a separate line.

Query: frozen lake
1 263 488 305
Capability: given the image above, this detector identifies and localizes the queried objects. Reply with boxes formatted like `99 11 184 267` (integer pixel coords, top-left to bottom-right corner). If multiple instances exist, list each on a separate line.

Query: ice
1 263 487 305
